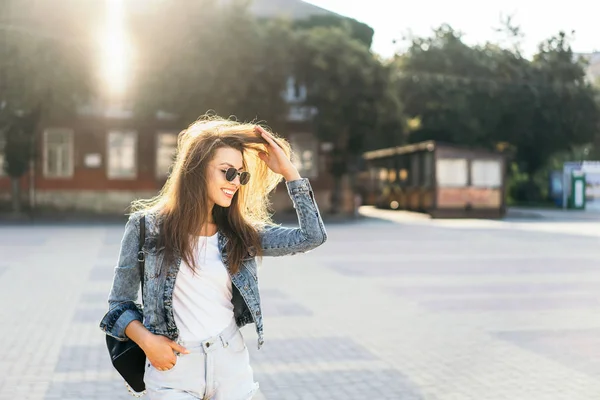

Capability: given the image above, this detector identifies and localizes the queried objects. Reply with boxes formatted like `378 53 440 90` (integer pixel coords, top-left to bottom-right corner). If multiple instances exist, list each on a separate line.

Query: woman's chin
215 198 233 208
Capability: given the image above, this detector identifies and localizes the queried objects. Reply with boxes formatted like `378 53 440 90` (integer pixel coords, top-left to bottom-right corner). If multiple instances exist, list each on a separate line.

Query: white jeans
144 320 259 400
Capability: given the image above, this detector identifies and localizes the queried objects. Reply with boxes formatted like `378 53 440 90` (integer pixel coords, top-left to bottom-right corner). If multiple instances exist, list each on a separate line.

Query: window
284 76 307 103
43 128 74 178
388 169 397 182
471 159 502 188
156 132 177 178
107 131 137 179
436 158 468 187
289 133 318 178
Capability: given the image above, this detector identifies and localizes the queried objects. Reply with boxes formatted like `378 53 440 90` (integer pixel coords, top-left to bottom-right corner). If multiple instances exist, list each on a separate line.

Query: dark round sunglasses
224 167 250 185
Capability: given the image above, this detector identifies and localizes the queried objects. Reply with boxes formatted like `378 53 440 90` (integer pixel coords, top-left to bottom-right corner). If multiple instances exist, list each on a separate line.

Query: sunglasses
223 167 250 185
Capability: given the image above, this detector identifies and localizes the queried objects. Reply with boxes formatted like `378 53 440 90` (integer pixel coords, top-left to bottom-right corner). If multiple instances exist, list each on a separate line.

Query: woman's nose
232 175 241 186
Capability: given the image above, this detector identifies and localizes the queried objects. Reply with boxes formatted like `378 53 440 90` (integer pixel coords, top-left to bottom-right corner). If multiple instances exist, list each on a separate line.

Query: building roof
16 0 341 34
246 0 340 19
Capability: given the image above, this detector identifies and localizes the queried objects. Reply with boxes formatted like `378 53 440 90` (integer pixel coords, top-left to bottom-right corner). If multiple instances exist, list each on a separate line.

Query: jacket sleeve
260 178 327 257
99 213 144 341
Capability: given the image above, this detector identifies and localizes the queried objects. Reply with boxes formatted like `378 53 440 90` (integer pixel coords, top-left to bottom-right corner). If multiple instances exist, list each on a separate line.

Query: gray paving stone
44 380 138 400
103 230 124 246
329 258 600 277
72 308 106 323
95 252 118 263
5 218 600 399
260 288 289 299
418 295 600 312
80 293 108 303
256 369 431 400
248 337 376 364
389 281 600 297
54 345 112 373
89 265 115 281
0 233 47 246
259 288 313 317
495 328 600 378
262 301 312 317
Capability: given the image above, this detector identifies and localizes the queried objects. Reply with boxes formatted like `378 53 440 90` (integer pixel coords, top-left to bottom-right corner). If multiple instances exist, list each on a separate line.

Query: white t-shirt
173 233 235 342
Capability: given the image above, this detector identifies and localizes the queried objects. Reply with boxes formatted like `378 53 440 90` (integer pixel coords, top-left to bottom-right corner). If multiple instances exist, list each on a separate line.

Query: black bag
105 215 147 395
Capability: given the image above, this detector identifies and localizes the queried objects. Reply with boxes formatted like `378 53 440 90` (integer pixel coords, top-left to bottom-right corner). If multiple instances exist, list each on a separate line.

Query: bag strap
137 215 146 298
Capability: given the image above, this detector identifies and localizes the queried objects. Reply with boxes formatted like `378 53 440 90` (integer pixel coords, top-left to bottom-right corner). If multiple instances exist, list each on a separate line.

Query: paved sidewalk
3 214 600 399
506 206 600 221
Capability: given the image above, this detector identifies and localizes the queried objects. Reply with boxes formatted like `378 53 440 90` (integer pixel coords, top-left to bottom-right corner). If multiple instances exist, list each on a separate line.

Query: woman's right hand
141 333 190 371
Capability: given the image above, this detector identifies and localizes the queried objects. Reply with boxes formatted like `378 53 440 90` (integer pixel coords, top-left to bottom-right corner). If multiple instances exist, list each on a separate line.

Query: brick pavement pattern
2 210 600 399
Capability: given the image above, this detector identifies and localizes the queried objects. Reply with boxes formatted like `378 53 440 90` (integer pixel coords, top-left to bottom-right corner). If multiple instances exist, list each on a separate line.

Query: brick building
0 0 354 215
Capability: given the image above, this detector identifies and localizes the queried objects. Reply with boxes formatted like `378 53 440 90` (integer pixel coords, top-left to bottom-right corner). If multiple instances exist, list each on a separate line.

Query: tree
394 25 510 148
591 77 600 159
292 14 374 49
129 0 292 130
393 25 600 201
0 0 92 212
1 107 40 213
293 26 404 212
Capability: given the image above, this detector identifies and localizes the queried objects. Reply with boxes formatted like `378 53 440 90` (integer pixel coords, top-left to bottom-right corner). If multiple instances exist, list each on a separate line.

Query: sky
304 0 599 59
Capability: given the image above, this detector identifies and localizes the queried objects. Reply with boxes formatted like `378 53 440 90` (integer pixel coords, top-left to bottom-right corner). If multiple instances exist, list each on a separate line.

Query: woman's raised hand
255 126 301 182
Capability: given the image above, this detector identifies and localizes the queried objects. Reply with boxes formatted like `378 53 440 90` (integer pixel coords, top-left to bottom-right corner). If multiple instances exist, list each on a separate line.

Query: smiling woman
100 114 327 398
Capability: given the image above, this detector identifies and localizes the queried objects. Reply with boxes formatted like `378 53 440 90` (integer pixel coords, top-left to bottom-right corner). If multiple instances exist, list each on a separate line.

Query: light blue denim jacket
99 178 327 349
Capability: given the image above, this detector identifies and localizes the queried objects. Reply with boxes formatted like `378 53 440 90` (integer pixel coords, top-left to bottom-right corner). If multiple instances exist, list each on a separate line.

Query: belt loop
220 334 229 348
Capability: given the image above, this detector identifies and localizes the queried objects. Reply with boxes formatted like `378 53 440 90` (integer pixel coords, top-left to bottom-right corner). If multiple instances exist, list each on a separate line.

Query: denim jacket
99 178 327 349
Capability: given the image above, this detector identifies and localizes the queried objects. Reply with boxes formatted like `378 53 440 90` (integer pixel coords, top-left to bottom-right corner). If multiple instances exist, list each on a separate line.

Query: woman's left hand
256 126 301 181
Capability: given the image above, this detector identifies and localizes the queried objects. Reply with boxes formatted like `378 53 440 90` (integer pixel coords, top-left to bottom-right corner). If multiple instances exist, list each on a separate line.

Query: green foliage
129 0 292 129
292 14 374 49
291 25 404 211
2 107 40 178
0 0 92 177
294 26 404 161
0 0 94 212
394 25 600 193
0 0 92 117
3 0 599 211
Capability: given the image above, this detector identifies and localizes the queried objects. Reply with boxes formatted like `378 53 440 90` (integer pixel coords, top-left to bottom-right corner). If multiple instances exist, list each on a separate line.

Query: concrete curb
506 207 600 221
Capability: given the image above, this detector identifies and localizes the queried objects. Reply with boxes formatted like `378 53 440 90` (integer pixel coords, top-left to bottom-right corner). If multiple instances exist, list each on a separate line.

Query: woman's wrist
283 170 302 182
125 320 155 350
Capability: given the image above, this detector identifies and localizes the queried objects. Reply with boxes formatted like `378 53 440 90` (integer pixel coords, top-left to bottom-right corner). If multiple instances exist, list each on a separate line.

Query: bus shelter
361 141 507 218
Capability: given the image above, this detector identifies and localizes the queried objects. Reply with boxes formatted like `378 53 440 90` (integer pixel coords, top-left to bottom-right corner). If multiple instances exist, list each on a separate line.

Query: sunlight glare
100 0 130 98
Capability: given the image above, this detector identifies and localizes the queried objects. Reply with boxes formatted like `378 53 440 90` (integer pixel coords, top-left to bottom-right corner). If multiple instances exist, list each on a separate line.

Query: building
0 0 356 215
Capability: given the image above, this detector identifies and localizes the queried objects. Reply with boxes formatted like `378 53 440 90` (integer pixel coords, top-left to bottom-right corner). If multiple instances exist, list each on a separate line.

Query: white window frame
155 132 178 179
43 128 74 178
436 158 468 187
471 159 502 188
106 130 138 179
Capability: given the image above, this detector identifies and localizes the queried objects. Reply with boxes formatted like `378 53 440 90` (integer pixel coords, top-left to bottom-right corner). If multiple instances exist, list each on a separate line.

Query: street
2 210 600 399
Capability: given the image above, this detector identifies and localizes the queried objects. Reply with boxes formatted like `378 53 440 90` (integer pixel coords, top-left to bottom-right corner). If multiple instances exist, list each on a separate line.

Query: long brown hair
132 115 292 274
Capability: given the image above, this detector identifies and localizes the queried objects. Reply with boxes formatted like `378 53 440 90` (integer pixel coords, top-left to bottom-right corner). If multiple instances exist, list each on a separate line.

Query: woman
100 116 327 399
